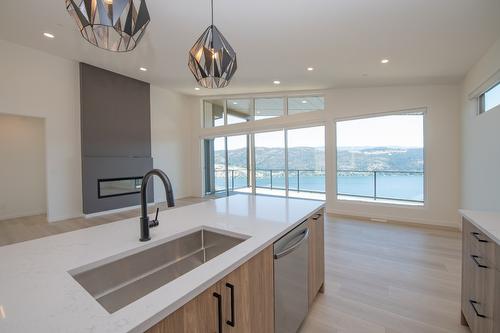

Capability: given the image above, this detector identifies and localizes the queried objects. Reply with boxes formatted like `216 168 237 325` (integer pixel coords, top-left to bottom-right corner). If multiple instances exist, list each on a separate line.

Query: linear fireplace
98 177 143 199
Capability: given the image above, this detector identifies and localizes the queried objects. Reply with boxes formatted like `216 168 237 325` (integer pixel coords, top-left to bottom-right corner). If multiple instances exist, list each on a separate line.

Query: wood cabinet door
183 283 221 333
145 283 220 333
308 209 325 305
221 246 274 333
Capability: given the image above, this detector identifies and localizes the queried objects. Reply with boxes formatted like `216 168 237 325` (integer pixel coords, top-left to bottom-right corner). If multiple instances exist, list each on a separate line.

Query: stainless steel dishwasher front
274 220 309 333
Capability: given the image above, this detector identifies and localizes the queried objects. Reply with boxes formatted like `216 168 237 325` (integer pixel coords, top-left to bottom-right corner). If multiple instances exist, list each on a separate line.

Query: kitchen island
0 194 324 333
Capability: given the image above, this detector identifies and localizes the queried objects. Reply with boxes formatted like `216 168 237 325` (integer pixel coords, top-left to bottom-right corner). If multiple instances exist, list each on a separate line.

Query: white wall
0 40 82 222
151 86 197 201
461 37 500 211
0 114 47 220
0 39 196 221
191 84 462 228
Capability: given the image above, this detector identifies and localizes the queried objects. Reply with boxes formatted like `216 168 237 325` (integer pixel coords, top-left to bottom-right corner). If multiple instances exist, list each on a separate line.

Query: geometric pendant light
188 0 237 88
65 0 150 52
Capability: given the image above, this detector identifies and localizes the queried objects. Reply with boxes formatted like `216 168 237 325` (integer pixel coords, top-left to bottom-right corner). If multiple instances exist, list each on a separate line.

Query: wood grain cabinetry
461 218 500 333
145 246 274 333
308 208 325 305
222 245 274 333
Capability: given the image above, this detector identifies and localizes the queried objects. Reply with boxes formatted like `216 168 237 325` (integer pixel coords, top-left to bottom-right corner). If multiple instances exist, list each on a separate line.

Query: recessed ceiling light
307 67 314 71
232 102 238 105
43 32 55 39
301 100 308 104
381 59 389 64
273 80 281 85
139 67 147 72
194 87 201 91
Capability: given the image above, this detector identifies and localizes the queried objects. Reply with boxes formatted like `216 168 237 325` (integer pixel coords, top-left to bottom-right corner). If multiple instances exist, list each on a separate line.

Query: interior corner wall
461 37 500 212
0 40 82 222
151 86 197 201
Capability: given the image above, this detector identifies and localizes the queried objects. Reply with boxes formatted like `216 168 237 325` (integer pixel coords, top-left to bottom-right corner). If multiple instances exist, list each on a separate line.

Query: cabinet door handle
213 292 222 333
470 300 487 318
312 213 322 220
471 232 488 243
225 283 235 327
471 255 489 269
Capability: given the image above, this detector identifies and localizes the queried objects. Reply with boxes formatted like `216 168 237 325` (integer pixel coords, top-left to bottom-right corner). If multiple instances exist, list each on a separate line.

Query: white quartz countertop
459 209 500 244
0 195 323 333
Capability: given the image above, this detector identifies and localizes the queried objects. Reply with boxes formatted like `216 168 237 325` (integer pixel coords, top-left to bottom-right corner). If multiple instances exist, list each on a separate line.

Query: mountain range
215 146 423 171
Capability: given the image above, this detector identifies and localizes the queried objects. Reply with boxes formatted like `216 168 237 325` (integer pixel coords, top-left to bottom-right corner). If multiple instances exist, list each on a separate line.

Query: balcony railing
337 170 424 203
214 169 424 203
214 169 326 194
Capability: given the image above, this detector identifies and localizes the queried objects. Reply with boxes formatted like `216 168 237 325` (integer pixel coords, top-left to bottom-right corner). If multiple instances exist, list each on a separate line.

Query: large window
255 98 284 120
336 111 425 204
203 96 324 127
203 100 225 128
204 126 325 200
479 81 500 114
204 135 251 196
255 130 286 196
288 126 325 200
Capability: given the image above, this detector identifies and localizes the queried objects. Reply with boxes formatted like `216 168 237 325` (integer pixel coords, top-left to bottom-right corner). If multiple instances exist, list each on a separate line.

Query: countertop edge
459 209 500 245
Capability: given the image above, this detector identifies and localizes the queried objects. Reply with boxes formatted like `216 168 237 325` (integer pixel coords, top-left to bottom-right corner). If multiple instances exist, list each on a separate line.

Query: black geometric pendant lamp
65 0 150 52
188 0 237 88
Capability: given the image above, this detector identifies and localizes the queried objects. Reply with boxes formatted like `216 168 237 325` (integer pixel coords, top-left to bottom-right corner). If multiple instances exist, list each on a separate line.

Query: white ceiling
1 0 500 96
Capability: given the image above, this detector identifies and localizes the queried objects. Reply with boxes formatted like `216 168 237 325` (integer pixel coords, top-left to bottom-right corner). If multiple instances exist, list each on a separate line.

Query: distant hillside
337 147 423 171
215 146 423 171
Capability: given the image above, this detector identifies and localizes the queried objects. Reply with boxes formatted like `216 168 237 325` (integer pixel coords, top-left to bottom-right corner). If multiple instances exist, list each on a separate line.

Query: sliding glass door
287 126 325 200
254 130 286 197
204 126 325 200
227 135 251 194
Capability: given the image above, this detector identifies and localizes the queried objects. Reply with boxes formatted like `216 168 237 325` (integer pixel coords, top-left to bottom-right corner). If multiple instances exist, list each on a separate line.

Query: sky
336 114 424 148
214 126 326 151
485 83 500 111
213 115 424 151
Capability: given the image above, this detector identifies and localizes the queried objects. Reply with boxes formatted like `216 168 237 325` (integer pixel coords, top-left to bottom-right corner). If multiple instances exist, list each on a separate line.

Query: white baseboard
326 208 459 230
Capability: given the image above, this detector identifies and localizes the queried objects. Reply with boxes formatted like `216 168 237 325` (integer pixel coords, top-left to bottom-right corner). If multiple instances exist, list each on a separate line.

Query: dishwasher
274 220 309 333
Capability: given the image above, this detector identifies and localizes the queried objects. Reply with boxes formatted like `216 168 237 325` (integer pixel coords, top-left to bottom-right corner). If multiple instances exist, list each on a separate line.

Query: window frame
334 109 427 207
202 124 326 201
202 94 325 128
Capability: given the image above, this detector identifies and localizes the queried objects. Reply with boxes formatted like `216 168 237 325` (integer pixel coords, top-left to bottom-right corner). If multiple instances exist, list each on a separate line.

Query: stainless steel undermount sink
70 228 248 313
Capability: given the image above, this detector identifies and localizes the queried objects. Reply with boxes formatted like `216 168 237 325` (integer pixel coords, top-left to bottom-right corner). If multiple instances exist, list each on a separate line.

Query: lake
215 172 424 202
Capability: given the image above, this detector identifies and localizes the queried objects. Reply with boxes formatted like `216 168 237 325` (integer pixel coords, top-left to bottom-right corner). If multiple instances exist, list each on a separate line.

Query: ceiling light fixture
188 0 237 89
307 67 314 71
194 87 201 91
381 59 389 64
301 100 308 104
65 0 151 52
232 102 238 105
139 67 147 72
43 32 55 39
273 80 281 85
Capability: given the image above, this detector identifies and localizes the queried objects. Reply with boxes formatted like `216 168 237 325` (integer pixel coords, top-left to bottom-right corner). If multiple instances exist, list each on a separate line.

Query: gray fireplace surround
80 63 154 214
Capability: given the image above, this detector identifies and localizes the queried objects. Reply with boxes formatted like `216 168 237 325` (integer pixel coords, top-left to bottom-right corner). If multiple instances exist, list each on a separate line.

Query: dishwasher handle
274 228 309 259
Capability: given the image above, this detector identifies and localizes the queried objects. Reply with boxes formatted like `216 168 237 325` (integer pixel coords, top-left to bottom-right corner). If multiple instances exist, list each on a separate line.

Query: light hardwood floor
301 215 468 333
0 202 466 333
0 197 207 246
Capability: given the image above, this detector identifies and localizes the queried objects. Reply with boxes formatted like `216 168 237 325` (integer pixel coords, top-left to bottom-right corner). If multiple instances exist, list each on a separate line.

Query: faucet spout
140 169 175 242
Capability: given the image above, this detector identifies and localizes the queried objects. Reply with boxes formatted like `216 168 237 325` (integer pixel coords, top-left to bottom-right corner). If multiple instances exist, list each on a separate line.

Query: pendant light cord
211 0 214 26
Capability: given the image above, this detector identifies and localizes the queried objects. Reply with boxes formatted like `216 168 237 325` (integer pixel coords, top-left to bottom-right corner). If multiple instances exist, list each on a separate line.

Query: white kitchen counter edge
459 209 500 244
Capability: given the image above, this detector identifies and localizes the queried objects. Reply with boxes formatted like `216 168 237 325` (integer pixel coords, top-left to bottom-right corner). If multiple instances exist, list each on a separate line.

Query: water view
215 170 424 202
